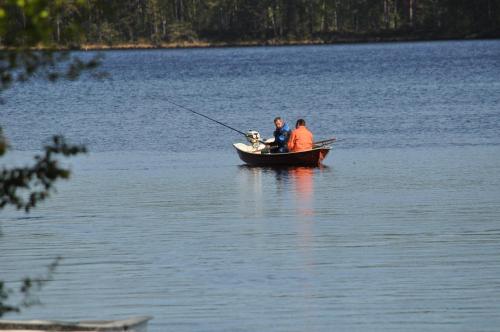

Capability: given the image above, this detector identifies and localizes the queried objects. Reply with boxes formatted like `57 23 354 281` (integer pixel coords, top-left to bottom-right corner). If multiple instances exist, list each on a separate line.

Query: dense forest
2 0 500 48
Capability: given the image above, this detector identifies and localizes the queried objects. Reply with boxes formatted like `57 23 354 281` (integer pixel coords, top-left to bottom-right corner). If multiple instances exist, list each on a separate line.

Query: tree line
1 0 499 48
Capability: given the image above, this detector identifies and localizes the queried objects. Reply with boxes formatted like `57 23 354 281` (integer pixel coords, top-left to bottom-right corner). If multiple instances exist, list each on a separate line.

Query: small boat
0 316 152 332
233 142 332 167
163 99 335 167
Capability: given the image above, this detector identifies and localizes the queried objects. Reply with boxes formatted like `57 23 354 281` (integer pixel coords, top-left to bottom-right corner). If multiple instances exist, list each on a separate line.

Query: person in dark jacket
272 116 291 153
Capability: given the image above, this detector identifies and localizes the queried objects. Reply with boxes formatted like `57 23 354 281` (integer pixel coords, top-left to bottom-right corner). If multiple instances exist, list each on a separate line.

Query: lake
1 40 500 331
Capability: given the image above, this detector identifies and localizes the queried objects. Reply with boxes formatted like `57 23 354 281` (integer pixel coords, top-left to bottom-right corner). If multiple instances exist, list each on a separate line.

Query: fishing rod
314 138 337 145
314 138 344 146
165 98 341 147
164 98 248 137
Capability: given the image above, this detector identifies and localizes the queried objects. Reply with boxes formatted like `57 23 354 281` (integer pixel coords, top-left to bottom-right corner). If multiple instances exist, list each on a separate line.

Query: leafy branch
0 132 86 212
1 0 103 318
0 257 61 318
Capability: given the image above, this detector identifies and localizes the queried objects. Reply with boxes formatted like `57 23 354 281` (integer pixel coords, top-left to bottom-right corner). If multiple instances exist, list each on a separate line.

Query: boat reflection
237 165 331 290
237 165 330 217
237 165 265 217
288 167 315 217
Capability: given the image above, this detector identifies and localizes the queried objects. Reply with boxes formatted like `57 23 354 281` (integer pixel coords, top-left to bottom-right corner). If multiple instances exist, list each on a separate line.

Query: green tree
32 0 498 46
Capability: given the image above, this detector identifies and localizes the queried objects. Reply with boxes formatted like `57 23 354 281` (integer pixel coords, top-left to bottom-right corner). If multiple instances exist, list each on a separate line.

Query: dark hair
274 116 282 123
296 118 306 128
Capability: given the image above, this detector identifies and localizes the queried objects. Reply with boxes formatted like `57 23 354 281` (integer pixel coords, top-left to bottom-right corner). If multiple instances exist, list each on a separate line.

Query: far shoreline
4 31 496 52
78 35 500 51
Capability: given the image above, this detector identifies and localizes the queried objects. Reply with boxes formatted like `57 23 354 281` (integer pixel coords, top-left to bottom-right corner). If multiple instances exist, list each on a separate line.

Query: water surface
1 40 500 331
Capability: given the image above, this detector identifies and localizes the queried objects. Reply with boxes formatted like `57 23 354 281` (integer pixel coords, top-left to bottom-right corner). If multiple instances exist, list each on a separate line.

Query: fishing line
164 97 247 137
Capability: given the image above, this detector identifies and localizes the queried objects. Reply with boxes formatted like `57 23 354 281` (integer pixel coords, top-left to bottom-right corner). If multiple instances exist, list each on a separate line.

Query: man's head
274 117 284 129
296 118 306 128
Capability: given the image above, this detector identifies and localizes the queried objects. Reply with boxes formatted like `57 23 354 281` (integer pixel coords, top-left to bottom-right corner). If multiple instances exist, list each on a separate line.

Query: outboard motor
246 130 262 149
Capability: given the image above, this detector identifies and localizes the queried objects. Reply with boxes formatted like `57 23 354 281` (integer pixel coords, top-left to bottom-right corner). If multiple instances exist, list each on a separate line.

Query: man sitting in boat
271 116 291 153
288 118 313 152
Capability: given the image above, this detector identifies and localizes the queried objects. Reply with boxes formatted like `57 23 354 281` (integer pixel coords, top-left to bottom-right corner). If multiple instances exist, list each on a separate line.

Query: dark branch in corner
0 135 86 212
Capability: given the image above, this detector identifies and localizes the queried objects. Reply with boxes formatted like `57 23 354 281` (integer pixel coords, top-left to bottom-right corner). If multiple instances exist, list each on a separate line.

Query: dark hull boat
162 99 335 167
233 143 331 167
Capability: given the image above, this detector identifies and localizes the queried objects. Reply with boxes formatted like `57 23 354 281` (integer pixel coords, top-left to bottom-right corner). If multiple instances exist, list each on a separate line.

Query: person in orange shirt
288 118 313 152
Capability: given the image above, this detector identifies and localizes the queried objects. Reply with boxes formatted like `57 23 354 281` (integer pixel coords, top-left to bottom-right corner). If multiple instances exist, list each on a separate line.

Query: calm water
1 40 500 331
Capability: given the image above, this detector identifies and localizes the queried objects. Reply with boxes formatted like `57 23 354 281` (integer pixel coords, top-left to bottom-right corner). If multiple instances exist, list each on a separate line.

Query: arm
287 130 296 152
275 128 289 146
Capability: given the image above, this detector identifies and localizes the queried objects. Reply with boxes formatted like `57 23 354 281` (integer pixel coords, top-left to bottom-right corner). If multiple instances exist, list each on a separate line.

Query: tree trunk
21 11 26 28
277 3 283 36
56 16 61 43
87 0 91 23
270 6 278 37
128 26 134 42
321 0 326 32
384 0 389 29
409 0 414 27
394 0 398 29
176 0 184 21
333 0 338 32
309 1 314 36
